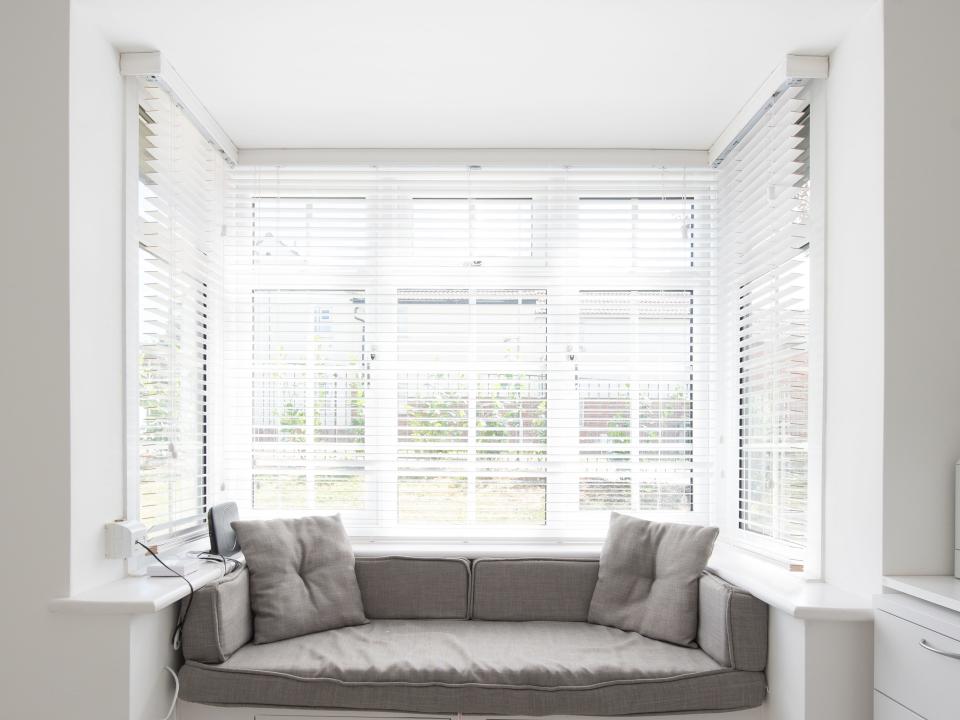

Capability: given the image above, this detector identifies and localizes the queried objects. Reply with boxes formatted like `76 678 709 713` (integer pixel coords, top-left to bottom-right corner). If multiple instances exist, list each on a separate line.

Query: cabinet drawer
876 608 960 719
875 691 923 720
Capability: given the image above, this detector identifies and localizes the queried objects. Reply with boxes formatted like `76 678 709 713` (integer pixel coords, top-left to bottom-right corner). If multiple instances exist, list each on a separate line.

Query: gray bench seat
179 557 768 715
180 619 764 715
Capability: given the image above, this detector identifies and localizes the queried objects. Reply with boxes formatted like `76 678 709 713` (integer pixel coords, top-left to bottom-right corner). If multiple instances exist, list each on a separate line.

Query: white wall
68 5 181 719
69 0 127 595
764 610 873 720
822 0 885 597
882 0 960 576
1 3 175 718
764 610 806 720
0 1 74 718
804 619 874 719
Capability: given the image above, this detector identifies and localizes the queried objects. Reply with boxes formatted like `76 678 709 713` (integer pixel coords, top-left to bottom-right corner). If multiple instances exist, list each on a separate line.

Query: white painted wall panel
68 0 127 596
822 0 885 598
882 0 960 577
0 1 74 718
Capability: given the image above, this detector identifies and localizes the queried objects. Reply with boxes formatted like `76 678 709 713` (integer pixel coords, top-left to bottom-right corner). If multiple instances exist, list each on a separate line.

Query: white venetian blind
220 166 716 538
137 78 224 546
719 85 812 564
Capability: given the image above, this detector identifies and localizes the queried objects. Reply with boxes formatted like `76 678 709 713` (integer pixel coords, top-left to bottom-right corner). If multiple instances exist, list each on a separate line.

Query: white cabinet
875 592 960 720
874 692 923 720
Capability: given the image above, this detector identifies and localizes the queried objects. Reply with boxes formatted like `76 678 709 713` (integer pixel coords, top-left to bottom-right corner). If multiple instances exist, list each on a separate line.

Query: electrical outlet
105 520 147 559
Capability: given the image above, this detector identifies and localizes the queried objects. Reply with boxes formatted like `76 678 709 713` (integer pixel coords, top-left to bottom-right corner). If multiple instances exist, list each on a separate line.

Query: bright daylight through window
217 168 717 539
135 79 224 547
719 85 814 567
133 80 816 556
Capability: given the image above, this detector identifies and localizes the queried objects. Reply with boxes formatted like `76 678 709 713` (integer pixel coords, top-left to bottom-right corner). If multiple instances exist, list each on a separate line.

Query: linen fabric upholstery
471 558 599 621
698 571 769 671
178 619 766 714
231 514 367 644
355 557 470 619
588 512 719 646
181 566 253 663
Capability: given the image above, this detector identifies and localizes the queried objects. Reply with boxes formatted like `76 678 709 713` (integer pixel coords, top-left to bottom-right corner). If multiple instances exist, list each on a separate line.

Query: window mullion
466 291 478 524
545 179 580 528
369 179 399 532
629 290 643 512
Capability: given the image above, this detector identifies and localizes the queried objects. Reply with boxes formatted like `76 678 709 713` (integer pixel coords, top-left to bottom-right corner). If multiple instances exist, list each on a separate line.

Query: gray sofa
179 557 768 716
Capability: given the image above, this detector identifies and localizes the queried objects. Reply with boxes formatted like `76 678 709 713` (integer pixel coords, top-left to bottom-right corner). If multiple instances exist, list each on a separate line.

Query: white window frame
121 52 234 556
717 82 825 578
221 182 717 541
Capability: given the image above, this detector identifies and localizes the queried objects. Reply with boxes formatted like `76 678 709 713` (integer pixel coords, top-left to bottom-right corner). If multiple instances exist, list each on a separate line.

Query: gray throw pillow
231 514 367 644
587 512 719 647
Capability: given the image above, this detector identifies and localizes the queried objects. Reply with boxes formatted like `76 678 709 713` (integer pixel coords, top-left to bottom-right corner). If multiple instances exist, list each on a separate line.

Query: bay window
217 168 717 538
128 107 819 555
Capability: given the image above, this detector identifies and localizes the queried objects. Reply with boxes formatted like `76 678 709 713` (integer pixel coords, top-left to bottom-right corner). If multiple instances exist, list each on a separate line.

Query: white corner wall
68 5 179 719
2 2 173 717
882 0 960 576
69 0 127 595
0 0 74 717
823 0 885 597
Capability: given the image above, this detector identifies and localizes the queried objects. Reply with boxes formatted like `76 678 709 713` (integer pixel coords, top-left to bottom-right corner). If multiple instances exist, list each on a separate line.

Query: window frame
718 83 825 577
222 187 716 540
124 76 222 553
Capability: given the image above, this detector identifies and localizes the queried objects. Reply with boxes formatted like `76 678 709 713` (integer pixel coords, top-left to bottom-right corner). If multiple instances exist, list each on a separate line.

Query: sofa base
178 701 767 720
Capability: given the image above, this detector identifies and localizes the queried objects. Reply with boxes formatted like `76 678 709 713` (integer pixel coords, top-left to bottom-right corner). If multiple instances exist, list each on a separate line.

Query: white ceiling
80 0 875 150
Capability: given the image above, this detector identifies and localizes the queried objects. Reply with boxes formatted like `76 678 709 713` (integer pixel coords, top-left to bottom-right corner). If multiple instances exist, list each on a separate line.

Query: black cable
197 552 226 574
137 540 194 649
198 552 242 573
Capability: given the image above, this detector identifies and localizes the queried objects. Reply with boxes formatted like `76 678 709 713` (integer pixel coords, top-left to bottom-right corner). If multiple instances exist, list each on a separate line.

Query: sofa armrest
697 571 768 671
181 566 253 664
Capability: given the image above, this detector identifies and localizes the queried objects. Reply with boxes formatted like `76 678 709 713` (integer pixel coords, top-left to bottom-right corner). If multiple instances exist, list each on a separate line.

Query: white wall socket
105 520 147 559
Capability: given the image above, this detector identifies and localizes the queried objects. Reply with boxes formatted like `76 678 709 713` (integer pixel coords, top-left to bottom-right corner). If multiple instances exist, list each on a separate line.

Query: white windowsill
49 540 872 621
49 560 230 615
707 542 872 621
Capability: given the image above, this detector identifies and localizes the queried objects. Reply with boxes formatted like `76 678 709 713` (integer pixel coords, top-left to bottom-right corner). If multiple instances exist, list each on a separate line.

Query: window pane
410 197 535 261
738 252 810 547
251 290 366 512
577 290 694 513
578 197 694 270
721 88 812 562
136 77 221 546
138 245 206 533
397 372 469 524
250 196 370 270
476 374 547 524
397 290 547 526
218 168 719 538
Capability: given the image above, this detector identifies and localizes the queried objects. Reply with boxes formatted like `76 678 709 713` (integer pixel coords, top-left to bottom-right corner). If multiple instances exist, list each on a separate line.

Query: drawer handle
919 638 960 660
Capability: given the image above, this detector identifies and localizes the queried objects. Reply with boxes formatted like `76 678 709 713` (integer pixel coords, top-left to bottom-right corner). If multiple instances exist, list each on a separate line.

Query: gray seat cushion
472 558 598 621
180 620 766 715
356 557 470 619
